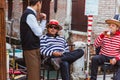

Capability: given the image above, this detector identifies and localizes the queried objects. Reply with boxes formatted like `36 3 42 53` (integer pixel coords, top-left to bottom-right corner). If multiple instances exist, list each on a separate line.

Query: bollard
71 41 86 80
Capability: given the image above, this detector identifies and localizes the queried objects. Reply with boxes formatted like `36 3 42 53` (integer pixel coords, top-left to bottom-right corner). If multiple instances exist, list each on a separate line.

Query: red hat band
47 19 62 30
49 20 59 25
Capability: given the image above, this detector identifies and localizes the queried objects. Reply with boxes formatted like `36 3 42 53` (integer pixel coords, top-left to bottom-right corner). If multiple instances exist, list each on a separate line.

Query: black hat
113 14 120 21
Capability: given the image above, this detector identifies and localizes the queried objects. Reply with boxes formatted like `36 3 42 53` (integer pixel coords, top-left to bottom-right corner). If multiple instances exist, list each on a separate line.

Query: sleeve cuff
41 20 47 23
100 34 105 38
115 57 120 61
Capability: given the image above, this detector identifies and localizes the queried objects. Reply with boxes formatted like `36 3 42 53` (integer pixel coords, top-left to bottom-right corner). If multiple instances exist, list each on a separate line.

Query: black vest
20 9 40 50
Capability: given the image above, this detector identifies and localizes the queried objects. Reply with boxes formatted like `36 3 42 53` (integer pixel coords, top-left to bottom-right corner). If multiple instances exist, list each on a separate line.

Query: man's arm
26 14 46 37
94 33 105 48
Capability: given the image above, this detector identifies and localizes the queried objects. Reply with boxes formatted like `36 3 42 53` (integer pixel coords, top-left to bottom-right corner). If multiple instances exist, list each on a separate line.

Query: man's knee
92 56 100 62
117 60 120 66
77 49 84 57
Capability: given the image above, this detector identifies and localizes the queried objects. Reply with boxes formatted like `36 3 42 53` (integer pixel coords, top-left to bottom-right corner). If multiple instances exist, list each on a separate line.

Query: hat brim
105 19 120 27
46 24 62 30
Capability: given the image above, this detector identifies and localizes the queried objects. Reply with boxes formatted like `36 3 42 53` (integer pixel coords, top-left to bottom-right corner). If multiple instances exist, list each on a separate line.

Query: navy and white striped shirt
40 34 69 56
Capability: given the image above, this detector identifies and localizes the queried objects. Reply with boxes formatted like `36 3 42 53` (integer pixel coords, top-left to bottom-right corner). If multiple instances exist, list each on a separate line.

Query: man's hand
53 52 63 57
39 13 46 20
37 13 46 21
103 31 111 37
110 58 117 65
103 31 108 35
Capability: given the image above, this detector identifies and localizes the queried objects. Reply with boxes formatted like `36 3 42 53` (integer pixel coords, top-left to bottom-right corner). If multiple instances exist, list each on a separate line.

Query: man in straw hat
40 19 84 80
90 15 120 80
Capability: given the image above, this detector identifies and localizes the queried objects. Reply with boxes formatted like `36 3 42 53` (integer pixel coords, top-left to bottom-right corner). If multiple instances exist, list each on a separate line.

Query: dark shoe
51 58 61 70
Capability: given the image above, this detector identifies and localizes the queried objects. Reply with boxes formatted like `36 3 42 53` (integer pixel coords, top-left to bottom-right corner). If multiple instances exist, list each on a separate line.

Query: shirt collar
114 30 120 35
27 6 37 15
46 33 59 38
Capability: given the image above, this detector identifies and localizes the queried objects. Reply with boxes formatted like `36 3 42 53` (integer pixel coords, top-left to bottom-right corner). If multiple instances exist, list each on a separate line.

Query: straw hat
105 19 120 27
46 19 62 30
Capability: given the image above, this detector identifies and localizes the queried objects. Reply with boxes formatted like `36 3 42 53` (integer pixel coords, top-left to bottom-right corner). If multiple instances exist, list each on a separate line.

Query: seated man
40 19 84 80
90 16 120 80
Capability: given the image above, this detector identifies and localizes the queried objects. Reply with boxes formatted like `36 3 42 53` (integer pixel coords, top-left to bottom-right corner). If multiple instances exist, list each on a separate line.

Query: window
115 0 120 13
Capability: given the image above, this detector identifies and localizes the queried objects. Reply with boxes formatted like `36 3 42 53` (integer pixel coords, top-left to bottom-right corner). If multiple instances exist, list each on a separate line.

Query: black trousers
90 54 120 80
59 49 84 80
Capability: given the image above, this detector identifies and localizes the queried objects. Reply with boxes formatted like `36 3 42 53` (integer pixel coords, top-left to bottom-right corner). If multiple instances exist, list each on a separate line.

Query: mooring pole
0 0 7 80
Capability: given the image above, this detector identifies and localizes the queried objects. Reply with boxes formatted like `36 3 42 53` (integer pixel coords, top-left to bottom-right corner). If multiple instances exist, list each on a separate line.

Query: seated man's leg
90 55 107 80
61 49 84 63
114 68 120 80
51 49 84 70
60 61 70 80
114 60 120 80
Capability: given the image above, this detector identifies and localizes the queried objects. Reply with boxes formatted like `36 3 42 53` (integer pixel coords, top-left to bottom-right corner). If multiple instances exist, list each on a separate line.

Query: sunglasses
49 25 59 30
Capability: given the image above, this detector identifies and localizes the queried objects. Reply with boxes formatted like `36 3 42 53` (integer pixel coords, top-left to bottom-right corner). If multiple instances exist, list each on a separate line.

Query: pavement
46 74 114 80
11 73 114 80
97 74 113 80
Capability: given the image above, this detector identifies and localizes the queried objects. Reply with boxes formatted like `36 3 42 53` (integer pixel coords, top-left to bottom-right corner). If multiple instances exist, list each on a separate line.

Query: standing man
20 0 46 80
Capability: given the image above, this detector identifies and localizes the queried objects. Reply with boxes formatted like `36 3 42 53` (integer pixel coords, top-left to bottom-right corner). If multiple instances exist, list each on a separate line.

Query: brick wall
5 0 117 46
6 0 67 38
67 0 116 54
48 0 117 44
49 0 67 26
92 0 116 43
6 0 22 39
12 0 22 38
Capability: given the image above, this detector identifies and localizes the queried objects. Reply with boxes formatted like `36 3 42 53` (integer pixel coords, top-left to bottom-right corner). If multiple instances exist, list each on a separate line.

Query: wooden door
22 0 50 22
8 0 13 20
71 0 88 32
22 0 28 12
41 0 51 22
0 0 7 80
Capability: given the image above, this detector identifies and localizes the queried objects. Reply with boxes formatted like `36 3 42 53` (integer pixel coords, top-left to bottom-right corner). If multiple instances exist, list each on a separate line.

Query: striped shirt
40 34 69 56
94 30 120 60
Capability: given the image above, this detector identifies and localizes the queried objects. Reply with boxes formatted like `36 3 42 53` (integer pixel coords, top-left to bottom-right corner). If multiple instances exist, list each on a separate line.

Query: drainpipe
54 0 58 19
64 0 72 40
65 0 72 31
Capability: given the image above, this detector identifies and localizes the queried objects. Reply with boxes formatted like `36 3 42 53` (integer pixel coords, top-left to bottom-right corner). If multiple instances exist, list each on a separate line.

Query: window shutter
41 0 51 23
71 0 88 32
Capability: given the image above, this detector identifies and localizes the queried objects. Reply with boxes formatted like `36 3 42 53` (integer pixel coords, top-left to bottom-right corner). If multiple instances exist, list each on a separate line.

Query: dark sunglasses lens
54 27 59 30
49 26 54 28
49 25 59 30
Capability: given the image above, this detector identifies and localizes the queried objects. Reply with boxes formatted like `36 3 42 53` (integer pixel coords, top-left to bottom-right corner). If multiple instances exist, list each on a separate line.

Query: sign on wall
85 0 99 15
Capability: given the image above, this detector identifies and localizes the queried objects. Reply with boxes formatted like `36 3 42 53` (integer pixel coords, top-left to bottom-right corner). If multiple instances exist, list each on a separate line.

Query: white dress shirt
26 7 47 37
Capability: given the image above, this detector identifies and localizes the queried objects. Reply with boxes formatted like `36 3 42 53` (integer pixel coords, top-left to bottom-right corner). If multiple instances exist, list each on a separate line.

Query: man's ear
40 1 42 5
36 1 40 5
40 2 42 9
